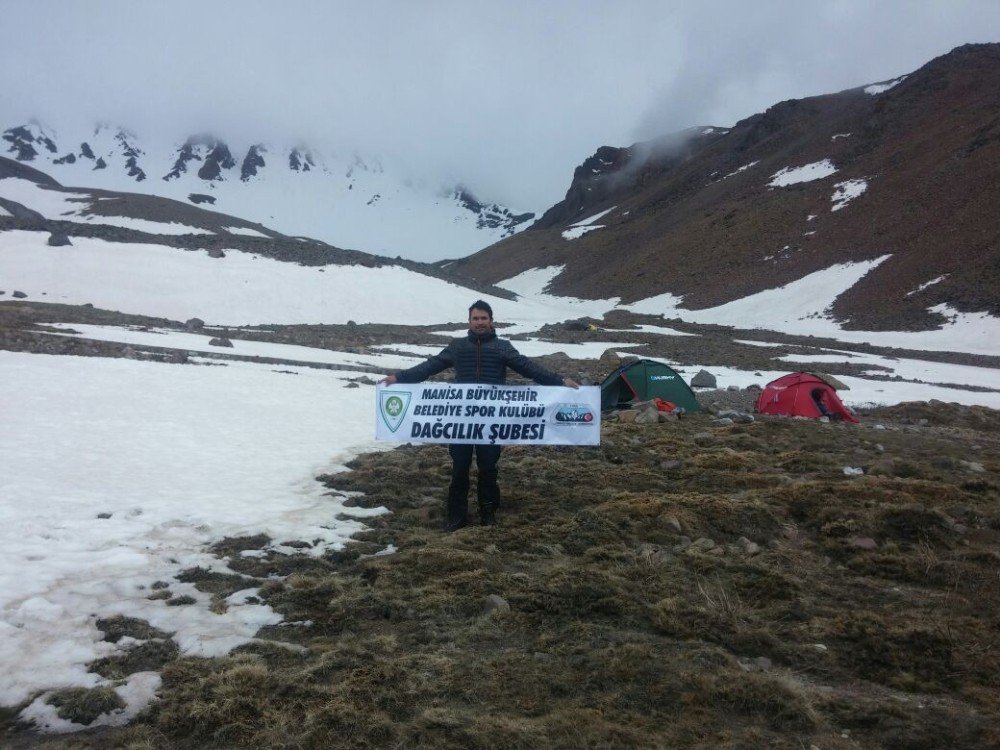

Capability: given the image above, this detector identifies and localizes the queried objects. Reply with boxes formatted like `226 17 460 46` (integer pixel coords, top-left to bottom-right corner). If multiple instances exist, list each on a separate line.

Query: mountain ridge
451 43 1000 332
0 154 516 301
1 122 534 261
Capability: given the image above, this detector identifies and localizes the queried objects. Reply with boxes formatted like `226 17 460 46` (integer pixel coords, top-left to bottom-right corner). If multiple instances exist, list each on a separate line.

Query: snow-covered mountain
1 121 535 261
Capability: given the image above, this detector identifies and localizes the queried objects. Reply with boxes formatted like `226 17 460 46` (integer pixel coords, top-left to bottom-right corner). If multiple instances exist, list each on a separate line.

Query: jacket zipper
476 338 482 380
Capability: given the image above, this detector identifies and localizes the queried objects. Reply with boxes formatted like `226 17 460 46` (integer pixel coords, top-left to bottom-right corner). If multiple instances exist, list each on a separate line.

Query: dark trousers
447 444 503 523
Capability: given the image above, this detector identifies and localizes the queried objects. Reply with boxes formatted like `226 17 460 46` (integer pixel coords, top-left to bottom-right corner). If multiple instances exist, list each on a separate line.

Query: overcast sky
2 1 998 209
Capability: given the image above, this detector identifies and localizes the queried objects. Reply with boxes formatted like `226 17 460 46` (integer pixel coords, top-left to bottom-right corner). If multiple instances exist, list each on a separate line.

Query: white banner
375 383 601 446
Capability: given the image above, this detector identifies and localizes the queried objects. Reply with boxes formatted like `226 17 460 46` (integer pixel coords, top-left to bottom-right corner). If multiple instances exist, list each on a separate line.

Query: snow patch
768 160 838 187
906 275 948 297
722 161 758 179
865 76 907 95
222 226 270 238
561 206 616 240
831 179 868 211
39 323 425 370
562 225 604 240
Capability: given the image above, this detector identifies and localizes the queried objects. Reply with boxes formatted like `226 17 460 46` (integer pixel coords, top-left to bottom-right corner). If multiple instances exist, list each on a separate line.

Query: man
381 300 579 531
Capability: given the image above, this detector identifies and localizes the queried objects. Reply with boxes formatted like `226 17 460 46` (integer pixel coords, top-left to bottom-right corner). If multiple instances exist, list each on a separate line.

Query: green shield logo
379 391 411 433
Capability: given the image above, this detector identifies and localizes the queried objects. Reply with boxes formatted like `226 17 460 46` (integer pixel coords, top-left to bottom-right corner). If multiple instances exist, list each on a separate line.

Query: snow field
0 351 389 712
0 231 609 327
0 178 212 234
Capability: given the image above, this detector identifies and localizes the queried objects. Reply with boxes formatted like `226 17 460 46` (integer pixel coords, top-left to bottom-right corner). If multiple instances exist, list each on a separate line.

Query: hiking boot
444 517 468 532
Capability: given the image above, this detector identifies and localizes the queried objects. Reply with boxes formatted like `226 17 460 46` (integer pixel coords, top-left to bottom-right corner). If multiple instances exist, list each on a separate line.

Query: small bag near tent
600 359 701 412
756 372 858 423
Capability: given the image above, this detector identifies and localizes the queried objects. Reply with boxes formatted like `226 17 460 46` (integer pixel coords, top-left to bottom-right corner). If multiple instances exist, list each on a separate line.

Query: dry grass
4 403 998 749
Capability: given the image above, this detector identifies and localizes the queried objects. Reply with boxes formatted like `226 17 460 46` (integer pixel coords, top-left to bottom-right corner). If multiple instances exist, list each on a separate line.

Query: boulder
691 369 717 388
13 290 28 298
47 231 72 246
483 594 510 615
634 406 660 425
209 337 233 348
598 349 622 373
185 318 205 331
617 410 638 424
207 248 226 259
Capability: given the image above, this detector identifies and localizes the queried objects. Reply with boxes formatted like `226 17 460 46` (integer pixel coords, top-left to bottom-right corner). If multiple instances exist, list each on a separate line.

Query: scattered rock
665 516 683 533
207 248 226 259
13 290 27 298
691 369 717 388
96 512 112 519
598 349 622 373
47 231 72 246
209 337 233 348
617 410 637 424
657 411 679 423
843 466 864 476
717 409 754 423
483 594 510 615
167 350 189 364
726 385 740 392
712 417 734 427
345 382 360 388
691 537 716 551
849 536 878 550
737 536 761 556
185 318 205 331
635 406 660 425
959 460 985 473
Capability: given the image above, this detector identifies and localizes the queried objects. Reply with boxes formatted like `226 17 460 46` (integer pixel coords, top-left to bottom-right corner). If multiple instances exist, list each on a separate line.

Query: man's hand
379 374 398 386
563 377 580 389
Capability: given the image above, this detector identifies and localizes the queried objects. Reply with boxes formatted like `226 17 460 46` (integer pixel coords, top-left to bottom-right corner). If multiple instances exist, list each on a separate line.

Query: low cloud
2 1 998 211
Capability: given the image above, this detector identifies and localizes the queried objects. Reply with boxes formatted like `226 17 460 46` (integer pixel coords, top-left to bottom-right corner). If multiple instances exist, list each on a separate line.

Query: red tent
756 372 858 423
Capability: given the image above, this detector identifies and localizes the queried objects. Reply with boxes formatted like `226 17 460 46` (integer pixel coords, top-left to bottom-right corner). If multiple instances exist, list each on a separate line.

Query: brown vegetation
7 402 997 749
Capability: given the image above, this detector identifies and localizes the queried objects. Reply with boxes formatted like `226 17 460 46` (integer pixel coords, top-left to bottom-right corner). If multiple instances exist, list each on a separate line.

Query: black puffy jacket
394 330 564 386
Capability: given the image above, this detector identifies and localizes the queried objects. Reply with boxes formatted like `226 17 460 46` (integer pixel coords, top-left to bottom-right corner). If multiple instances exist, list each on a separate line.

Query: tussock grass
8 404 998 748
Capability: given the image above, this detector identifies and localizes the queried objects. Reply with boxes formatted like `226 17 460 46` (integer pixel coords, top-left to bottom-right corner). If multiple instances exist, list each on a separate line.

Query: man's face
469 307 493 335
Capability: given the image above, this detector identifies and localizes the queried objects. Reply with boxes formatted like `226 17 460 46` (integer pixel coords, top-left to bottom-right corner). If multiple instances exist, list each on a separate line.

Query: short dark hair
468 300 493 318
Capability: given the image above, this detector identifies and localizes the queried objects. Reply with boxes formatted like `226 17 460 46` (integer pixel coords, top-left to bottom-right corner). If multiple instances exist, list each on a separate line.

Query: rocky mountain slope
1 123 534 261
451 44 1000 332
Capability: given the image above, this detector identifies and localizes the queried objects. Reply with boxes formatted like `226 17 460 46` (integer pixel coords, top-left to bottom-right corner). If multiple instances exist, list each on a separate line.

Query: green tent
600 359 701 412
